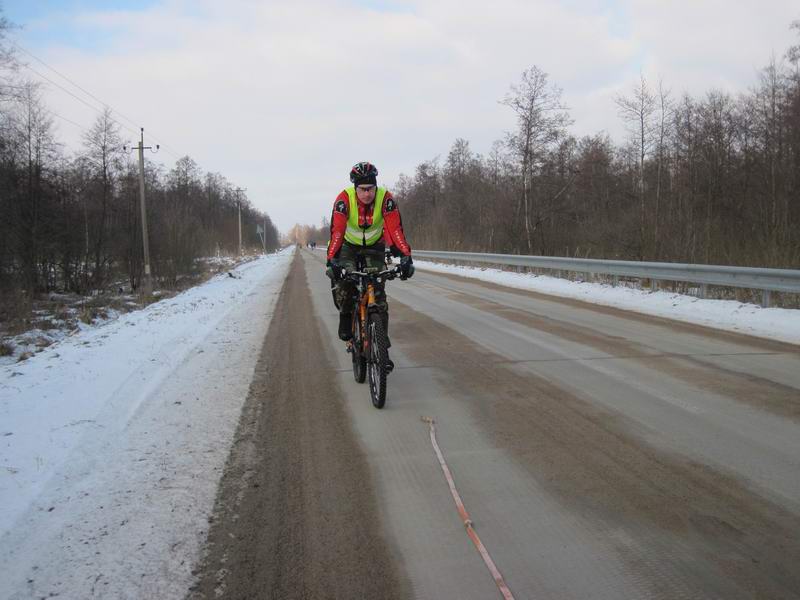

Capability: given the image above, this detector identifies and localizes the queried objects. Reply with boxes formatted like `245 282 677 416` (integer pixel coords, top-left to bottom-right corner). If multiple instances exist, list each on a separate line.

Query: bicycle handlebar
342 266 401 280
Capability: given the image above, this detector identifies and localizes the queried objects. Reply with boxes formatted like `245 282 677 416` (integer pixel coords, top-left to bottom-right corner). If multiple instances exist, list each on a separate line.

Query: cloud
9 0 799 231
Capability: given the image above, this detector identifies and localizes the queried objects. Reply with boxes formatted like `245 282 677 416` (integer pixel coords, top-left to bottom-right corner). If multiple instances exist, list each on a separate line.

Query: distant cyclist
326 161 414 371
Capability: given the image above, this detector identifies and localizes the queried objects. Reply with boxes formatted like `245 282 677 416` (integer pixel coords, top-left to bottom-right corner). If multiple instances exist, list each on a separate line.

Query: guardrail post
612 275 619 287
699 284 707 299
762 289 771 309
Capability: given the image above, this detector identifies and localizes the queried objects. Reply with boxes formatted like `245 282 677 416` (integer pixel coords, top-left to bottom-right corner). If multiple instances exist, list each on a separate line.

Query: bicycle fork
361 283 377 355
346 283 376 354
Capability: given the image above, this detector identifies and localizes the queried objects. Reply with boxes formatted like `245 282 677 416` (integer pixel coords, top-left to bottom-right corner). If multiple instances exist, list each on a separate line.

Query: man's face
355 184 377 205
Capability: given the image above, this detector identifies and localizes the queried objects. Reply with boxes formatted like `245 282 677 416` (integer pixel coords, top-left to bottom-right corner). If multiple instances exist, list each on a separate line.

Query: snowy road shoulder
0 248 293 599
415 260 800 345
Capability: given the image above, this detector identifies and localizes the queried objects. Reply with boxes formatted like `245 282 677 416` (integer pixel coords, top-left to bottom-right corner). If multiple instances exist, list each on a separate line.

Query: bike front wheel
367 312 389 408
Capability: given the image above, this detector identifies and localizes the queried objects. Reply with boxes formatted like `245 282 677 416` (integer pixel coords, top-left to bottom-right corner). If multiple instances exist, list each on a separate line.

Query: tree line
0 19 280 298
396 23 800 269
285 221 330 247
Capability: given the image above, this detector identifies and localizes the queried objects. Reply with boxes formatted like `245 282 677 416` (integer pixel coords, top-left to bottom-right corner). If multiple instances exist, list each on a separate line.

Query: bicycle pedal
345 342 353 353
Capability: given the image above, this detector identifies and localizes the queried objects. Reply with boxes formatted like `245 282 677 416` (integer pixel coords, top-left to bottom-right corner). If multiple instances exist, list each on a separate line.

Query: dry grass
78 305 102 325
0 289 33 336
33 336 52 349
0 256 245 350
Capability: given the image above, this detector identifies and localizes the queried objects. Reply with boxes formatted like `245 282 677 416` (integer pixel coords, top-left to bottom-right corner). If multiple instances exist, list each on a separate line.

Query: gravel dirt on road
188 252 410 600
391 299 800 600
446 288 800 421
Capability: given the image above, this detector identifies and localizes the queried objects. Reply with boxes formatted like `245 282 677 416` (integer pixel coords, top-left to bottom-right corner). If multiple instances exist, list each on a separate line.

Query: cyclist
326 161 414 372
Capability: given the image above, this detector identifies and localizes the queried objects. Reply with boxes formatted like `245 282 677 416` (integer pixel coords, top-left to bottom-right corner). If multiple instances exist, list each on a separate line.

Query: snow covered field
415 260 800 345
0 248 293 599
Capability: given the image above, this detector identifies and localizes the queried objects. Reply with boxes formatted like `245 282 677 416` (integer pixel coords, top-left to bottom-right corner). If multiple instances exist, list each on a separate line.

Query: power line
21 60 184 161
13 42 185 160
20 61 140 137
13 42 183 156
13 42 142 133
50 110 85 130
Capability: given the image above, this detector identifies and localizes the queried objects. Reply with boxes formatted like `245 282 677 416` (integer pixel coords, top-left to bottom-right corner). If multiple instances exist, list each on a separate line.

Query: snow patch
0 248 294 599
415 260 800 345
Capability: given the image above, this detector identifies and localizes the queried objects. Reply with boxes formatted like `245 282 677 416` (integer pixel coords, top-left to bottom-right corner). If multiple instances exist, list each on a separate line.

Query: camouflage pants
332 242 388 315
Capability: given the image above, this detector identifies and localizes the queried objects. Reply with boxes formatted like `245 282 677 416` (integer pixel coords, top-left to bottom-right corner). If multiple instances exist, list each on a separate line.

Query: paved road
194 249 800 599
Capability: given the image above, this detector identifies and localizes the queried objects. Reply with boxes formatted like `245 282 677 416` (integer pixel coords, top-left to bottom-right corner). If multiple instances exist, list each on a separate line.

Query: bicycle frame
344 266 398 354
359 280 375 353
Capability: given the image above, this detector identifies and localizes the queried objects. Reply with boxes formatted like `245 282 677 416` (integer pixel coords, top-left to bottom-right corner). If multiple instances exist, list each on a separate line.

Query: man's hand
326 259 343 280
399 255 414 280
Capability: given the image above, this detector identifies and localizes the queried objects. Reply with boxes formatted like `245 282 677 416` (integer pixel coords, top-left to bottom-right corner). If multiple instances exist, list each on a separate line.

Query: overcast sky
4 0 799 232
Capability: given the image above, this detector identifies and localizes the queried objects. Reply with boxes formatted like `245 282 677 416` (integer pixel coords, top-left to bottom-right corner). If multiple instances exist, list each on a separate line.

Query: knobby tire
367 312 389 408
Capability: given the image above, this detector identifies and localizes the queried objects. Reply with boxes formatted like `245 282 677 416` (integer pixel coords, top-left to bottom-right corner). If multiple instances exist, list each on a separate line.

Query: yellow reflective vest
343 186 387 247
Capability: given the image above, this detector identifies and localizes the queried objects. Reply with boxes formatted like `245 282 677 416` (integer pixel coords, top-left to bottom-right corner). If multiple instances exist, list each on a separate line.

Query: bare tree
615 73 656 257
501 66 572 253
80 107 124 287
0 12 18 101
653 80 673 254
786 20 800 65
8 82 58 291
753 56 790 245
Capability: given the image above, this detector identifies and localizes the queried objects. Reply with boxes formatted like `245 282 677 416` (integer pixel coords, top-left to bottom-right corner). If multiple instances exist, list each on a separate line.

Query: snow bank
0 248 293 599
415 260 800 345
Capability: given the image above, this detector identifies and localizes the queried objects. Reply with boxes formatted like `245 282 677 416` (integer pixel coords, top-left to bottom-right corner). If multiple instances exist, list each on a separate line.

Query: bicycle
342 263 401 409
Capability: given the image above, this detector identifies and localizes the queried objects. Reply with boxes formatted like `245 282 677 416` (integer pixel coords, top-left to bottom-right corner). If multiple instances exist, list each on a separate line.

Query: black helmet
349 161 378 185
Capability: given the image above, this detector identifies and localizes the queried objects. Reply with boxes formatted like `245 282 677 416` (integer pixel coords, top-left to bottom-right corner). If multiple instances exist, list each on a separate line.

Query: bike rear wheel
367 312 389 408
351 313 366 383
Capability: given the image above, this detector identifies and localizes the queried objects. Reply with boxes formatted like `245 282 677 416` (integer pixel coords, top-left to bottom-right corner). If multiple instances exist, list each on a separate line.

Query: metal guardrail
413 250 800 308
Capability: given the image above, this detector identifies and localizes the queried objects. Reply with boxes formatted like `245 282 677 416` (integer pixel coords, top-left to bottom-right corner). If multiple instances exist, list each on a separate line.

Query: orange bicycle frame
358 282 377 351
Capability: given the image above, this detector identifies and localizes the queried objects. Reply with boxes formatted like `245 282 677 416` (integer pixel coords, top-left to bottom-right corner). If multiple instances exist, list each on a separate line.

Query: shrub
79 306 99 325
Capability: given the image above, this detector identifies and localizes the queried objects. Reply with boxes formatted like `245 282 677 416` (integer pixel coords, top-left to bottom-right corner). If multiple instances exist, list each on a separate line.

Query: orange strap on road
422 417 516 600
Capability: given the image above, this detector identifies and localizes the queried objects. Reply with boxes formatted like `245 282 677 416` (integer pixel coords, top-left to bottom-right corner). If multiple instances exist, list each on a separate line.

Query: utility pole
234 187 246 256
125 128 159 295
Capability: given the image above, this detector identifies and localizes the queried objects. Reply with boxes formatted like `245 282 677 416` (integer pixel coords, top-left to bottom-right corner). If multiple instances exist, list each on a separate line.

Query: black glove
399 255 414 280
326 259 343 280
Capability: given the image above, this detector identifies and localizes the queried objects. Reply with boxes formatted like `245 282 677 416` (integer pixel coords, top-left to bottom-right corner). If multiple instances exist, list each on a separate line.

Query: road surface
191 249 800 599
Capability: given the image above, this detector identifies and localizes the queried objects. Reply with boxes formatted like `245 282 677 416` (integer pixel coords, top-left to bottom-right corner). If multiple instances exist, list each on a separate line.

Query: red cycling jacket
327 189 412 260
